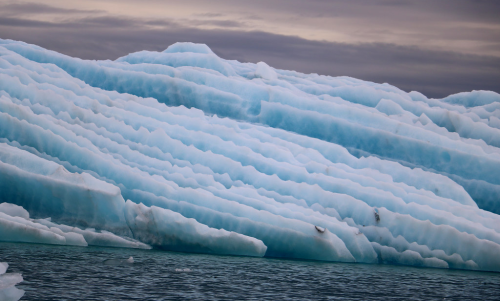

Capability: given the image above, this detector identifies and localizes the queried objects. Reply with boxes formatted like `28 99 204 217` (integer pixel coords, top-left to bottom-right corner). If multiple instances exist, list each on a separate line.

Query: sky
0 0 499 98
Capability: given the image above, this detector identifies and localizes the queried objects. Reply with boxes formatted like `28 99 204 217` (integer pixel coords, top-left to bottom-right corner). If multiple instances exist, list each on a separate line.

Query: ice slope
2 40 499 212
0 39 499 271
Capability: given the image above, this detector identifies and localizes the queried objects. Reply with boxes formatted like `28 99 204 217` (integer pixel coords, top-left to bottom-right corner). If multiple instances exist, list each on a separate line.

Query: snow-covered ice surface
0 39 499 271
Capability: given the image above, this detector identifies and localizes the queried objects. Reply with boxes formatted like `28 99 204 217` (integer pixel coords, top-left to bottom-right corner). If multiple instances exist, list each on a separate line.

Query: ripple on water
1 242 499 300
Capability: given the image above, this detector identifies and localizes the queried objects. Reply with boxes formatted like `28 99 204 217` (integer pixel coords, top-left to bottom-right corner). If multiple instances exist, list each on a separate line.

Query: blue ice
0 39 500 271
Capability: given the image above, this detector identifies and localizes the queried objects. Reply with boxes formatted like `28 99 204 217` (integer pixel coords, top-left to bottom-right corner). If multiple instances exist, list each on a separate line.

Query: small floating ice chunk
103 257 134 266
0 262 24 301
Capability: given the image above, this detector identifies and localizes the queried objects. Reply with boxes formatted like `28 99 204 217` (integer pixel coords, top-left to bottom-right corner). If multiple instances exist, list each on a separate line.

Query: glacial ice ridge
0 39 499 271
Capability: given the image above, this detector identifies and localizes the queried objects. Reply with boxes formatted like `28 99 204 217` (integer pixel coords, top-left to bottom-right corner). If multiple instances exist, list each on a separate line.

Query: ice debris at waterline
0 202 150 249
0 262 24 301
103 256 134 266
0 39 499 271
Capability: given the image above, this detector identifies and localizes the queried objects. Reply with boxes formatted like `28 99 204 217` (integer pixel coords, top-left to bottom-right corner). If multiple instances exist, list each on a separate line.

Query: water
1 243 499 300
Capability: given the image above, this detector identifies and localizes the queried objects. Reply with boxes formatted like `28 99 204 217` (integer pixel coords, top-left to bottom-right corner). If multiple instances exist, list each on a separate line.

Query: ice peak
163 42 215 54
255 61 278 80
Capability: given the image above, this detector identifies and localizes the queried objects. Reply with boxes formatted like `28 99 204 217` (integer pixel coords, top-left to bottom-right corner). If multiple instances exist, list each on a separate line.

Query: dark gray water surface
1 242 499 300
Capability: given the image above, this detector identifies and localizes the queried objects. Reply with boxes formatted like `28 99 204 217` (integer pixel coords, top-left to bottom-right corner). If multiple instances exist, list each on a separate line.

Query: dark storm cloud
194 31 500 98
0 2 103 15
192 19 245 28
0 1 499 98
0 17 58 27
220 0 500 23
194 13 224 18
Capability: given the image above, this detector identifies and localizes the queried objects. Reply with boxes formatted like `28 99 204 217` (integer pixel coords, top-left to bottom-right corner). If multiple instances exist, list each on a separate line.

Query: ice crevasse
0 39 499 271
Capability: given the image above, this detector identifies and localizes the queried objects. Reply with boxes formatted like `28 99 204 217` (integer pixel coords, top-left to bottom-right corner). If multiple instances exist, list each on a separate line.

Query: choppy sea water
1 242 499 300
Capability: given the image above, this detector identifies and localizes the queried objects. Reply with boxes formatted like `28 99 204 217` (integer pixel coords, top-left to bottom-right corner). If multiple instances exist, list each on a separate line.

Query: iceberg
0 38 499 271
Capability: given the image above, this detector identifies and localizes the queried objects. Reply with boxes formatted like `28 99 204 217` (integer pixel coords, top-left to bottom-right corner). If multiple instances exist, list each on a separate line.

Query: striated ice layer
0 202 149 249
125 201 267 257
0 39 499 271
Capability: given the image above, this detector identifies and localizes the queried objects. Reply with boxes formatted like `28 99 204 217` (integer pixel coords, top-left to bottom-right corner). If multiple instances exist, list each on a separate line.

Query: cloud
193 13 224 18
192 19 245 28
0 16 59 27
0 2 104 15
0 1 499 98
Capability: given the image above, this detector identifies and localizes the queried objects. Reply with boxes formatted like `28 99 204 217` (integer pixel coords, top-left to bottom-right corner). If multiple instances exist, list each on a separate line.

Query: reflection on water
1 242 499 300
